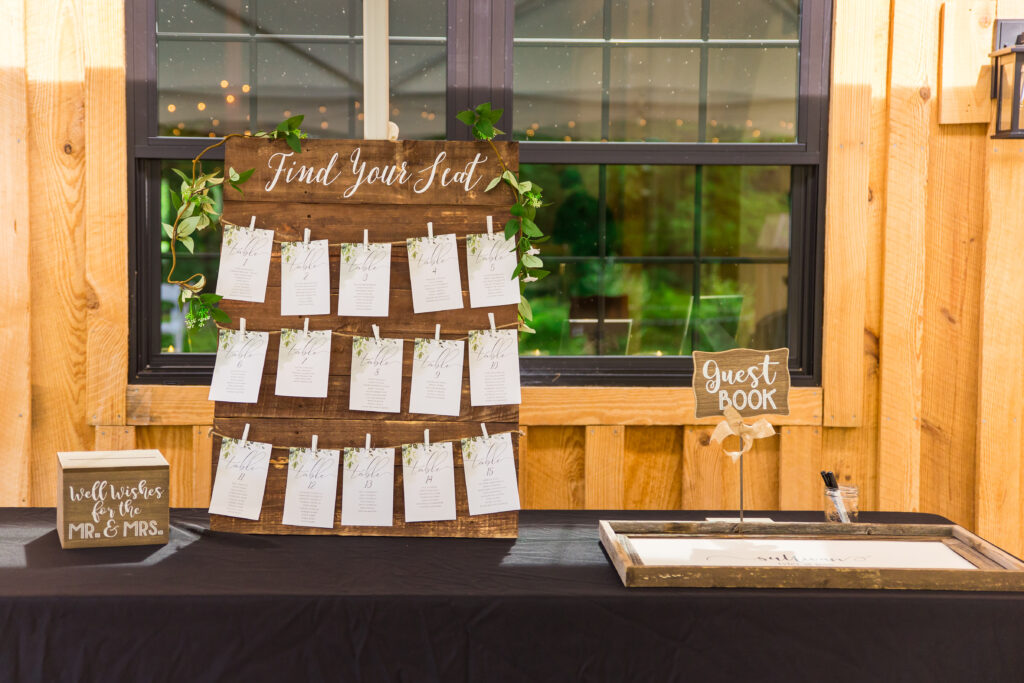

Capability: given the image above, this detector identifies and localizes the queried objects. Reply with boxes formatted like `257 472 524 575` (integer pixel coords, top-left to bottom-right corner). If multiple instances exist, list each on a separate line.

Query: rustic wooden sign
599 519 1024 590
692 347 790 419
212 137 519 538
56 450 169 549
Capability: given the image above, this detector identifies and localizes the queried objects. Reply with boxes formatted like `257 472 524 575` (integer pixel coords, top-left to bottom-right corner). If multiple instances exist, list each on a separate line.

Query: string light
212 118 220 126
226 94 236 104
563 135 572 141
220 80 229 88
208 132 216 137
427 112 435 120
711 136 720 143
241 84 250 93
283 110 292 118
638 117 647 127
526 129 535 137
392 107 399 116
568 120 576 128
320 121 328 129
172 129 181 136
167 104 176 113
318 105 327 114
752 129 761 138
357 113 364 120
676 119 683 126
746 119 753 127
177 122 185 129
354 100 361 109
197 102 206 111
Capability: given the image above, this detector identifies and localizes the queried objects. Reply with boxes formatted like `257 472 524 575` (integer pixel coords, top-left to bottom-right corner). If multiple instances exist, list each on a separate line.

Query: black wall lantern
991 21 1024 139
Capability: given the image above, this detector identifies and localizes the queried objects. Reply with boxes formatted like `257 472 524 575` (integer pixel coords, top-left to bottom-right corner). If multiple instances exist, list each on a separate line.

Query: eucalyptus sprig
456 103 548 333
164 115 307 335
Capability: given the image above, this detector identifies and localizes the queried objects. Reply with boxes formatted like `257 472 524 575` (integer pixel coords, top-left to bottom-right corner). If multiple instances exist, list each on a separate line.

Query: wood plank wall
5 0 1024 555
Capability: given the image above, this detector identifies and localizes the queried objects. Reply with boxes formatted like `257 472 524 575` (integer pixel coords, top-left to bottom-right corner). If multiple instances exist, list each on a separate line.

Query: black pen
820 470 850 523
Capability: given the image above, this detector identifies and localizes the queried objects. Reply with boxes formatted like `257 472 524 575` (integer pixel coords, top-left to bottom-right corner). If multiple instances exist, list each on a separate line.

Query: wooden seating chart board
211 138 519 538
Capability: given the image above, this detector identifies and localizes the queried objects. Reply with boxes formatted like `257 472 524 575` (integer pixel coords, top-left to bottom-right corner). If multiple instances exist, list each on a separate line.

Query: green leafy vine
165 115 308 335
455 103 548 333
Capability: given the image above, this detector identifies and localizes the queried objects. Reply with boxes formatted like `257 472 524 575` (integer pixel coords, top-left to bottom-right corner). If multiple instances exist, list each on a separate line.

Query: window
128 0 828 386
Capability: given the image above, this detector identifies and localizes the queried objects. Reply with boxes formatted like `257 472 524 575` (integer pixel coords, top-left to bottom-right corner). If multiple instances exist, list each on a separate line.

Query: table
1 509 1022 682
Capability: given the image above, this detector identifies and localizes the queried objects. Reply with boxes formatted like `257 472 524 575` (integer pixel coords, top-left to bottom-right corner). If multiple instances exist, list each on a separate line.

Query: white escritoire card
281 446 341 529
338 242 392 317
208 437 273 520
280 239 331 315
401 442 457 523
406 233 464 313
215 223 274 303
349 336 404 413
468 329 521 406
208 328 270 403
409 338 465 417
460 431 520 516
340 447 395 526
466 233 520 308
274 328 332 398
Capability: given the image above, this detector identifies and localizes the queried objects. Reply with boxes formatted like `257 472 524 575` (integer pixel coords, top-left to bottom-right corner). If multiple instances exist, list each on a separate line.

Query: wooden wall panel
0 0 32 506
584 426 624 508
779 426 823 510
919 118 987 530
518 427 585 509
623 427 683 509
876 0 940 512
938 0 997 124
136 426 195 508
682 427 779 511
26 0 91 506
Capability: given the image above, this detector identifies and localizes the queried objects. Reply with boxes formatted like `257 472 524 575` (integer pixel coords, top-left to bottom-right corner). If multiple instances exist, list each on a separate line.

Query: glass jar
823 485 859 523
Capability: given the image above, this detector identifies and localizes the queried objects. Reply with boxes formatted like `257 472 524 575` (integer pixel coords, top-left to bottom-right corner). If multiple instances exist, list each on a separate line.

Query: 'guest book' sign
57 450 169 549
211 137 520 539
692 347 791 419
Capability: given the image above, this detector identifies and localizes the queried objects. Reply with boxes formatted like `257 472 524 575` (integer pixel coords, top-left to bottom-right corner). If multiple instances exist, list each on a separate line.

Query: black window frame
127 0 829 387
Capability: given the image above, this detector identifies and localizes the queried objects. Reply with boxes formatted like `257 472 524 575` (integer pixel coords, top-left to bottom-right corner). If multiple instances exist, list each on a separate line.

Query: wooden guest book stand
210 138 519 538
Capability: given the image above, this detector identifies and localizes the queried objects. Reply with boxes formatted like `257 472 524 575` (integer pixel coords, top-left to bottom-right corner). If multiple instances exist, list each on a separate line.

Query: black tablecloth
2 509 1023 682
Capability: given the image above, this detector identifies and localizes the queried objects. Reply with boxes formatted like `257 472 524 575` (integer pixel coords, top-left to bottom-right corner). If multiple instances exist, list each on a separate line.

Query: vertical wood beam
584 425 624 509
362 0 390 139
84 0 128 425
877 0 938 511
0 0 32 505
822 0 875 427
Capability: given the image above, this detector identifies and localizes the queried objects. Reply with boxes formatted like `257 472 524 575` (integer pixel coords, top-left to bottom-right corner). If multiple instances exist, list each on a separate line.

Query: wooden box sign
692 347 790 418
56 450 169 549
599 520 1024 591
212 138 519 538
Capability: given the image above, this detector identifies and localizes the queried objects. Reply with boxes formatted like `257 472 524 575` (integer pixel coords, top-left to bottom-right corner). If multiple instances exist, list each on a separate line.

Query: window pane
156 0 445 139
705 47 797 142
696 263 788 351
701 166 791 258
513 0 800 142
708 0 800 40
159 160 223 354
519 163 791 356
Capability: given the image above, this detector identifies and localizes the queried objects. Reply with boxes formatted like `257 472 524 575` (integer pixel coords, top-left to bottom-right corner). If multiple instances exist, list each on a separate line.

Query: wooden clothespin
488 312 496 332
239 317 247 333
427 221 434 240
363 228 369 248
365 433 372 451
248 216 257 230
480 423 489 438
372 324 381 342
435 323 441 341
241 423 250 448
424 429 430 447
311 434 318 456
303 228 311 245
303 318 310 334
486 215 494 236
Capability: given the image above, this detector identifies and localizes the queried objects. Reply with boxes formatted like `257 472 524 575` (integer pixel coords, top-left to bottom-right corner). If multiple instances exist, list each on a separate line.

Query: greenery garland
165 115 307 333
456 103 548 333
